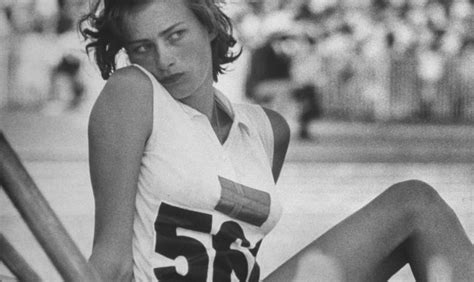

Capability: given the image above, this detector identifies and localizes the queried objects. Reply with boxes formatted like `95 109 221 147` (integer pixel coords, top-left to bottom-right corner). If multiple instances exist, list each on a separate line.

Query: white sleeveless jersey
131 65 283 282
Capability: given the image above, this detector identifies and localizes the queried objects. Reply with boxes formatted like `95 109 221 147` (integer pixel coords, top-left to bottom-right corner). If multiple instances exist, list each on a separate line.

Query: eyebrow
125 22 185 45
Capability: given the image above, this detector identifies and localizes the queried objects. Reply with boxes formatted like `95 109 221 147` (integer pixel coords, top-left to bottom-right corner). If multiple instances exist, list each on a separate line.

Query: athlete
80 0 473 281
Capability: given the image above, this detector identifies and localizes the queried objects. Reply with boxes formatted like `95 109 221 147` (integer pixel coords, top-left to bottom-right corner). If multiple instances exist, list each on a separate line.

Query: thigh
264 182 417 282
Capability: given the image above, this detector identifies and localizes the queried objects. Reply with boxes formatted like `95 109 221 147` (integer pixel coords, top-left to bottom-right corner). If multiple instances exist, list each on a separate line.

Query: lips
159 73 184 85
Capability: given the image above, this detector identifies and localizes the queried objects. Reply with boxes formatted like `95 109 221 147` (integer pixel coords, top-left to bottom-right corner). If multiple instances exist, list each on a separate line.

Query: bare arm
88 67 152 281
263 108 290 183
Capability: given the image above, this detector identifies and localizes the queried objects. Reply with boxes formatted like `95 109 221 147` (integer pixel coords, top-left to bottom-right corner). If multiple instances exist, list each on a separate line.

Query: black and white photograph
1 0 473 281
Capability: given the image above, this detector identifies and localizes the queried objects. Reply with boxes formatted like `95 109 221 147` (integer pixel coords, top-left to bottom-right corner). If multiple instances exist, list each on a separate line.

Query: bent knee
387 179 442 213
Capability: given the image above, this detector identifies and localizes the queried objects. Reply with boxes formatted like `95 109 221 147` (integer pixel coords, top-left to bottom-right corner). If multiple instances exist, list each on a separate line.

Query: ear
208 27 217 41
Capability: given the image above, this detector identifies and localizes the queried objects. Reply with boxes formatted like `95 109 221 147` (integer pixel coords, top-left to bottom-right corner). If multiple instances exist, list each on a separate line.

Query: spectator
237 0 474 122
43 0 87 114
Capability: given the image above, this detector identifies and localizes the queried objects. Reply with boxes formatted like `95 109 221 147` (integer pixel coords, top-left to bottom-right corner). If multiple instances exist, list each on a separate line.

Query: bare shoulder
262 107 291 144
262 107 290 182
92 66 152 114
89 66 153 145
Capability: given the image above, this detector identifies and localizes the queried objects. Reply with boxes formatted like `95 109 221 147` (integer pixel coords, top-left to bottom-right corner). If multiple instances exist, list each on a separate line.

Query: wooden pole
0 233 42 281
0 133 101 281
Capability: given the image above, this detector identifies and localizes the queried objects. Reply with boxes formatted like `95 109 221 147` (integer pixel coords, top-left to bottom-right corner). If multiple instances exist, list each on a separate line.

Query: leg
294 85 319 140
265 180 473 281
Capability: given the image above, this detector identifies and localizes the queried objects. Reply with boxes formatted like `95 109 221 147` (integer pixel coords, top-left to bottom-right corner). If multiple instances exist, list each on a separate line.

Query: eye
131 42 154 54
168 30 186 43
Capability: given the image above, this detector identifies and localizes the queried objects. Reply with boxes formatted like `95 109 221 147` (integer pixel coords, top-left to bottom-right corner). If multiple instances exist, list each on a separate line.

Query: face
123 0 215 101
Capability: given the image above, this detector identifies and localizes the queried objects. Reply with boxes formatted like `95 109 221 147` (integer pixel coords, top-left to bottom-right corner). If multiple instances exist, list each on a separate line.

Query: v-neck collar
177 89 250 136
131 63 251 142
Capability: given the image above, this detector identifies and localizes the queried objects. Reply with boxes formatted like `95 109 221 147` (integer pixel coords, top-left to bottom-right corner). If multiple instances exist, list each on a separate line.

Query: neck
179 76 215 121
180 87 215 121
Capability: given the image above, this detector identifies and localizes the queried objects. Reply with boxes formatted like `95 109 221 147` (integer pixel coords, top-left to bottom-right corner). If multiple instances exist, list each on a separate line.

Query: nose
153 43 176 73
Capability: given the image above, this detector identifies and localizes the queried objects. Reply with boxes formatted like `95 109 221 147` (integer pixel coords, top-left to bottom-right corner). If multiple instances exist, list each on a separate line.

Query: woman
80 1 473 281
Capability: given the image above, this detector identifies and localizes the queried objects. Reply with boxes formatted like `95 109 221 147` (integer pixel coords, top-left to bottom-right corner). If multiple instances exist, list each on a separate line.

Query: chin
166 87 190 101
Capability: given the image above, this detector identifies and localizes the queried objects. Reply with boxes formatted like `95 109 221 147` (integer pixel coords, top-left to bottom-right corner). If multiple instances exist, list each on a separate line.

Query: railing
0 234 41 281
0 132 101 281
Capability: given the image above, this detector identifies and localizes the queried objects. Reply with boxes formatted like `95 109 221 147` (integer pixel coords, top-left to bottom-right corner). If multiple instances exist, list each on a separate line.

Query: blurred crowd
0 0 101 114
1 0 474 126
227 0 474 138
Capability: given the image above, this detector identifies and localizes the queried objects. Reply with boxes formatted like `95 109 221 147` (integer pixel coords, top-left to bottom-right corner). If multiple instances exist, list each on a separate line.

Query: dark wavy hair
79 0 240 81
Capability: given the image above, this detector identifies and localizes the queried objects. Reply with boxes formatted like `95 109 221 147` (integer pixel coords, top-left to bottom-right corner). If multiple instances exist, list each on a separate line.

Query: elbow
89 251 133 281
112 266 133 282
